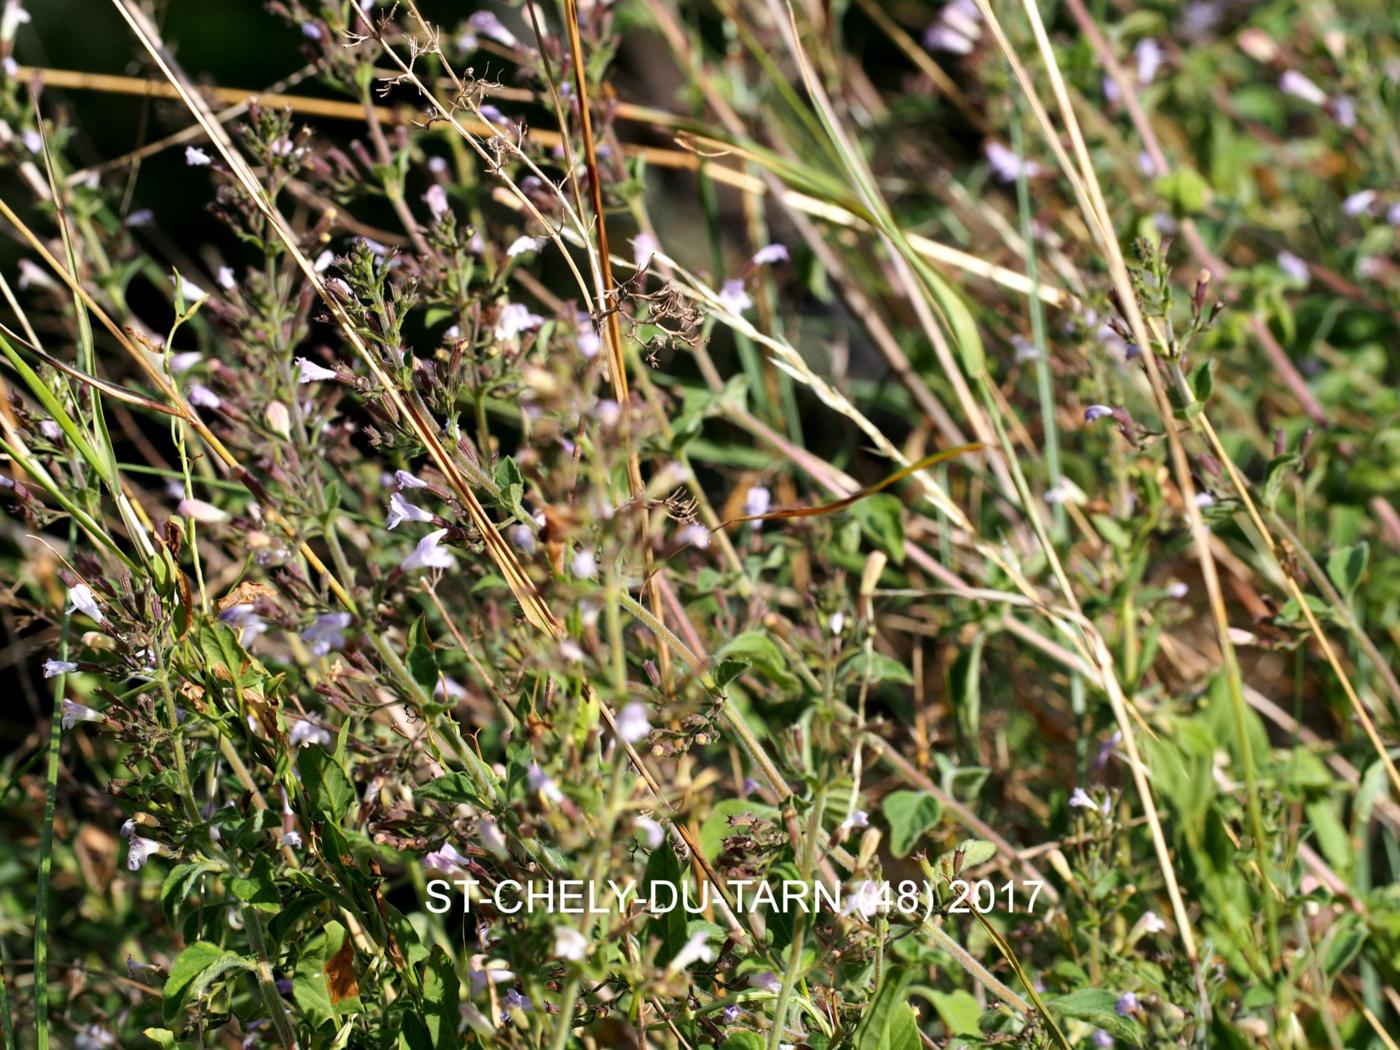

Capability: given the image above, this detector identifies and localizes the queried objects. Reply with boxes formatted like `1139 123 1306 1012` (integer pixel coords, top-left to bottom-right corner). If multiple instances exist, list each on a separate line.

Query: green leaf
853 967 919 1050
494 455 525 517
720 1034 766 1050
1189 357 1216 402
1154 166 1212 215
421 946 460 1050
642 844 688 966
713 657 749 689
930 989 982 1035
1326 541 1368 600
851 492 906 563
416 771 484 806
882 790 942 858
298 745 354 824
164 942 253 1024
1046 988 1144 1044
716 630 800 692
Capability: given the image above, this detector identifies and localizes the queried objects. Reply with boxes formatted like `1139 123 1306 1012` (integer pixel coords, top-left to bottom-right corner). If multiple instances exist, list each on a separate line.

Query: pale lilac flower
680 523 710 549
395 469 430 490
843 879 883 919
494 302 544 341
553 926 588 962
507 524 537 553
1343 189 1376 216
1134 39 1163 85
423 841 470 876
66 583 104 623
61 699 104 730
289 719 332 749
1331 95 1356 128
1279 70 1326 107
577 318 602 359
667 931 715 971
527 763 564 802
296 356 339 383
839 808 868 832
184 146 211 166
1194 490 1216 508
21 127 40 153
1277 251 1309 283
721 1004 742 1024
594 399 622 427
401 529 457 572
923 1 980 53
1095 730 1122 768
1389 202 1400 226
1044 476 1087 506
830 611 846 636
127 835 161 870
1068 786 1096 809
632 232 657 269
175 275 207 305
314 249 335 272
615 702 651 744
467 10 518 48
434 676 466 701
985 140 1040 182
751 243 789 266
216 266 236 290
559 640 586 663
744 484 771 523
128 209 154 226
1092 1031 1113 1048
634 815 664 849
1116 991 1139 1016
507 235 545 257
300 22 323 40
188 384 221 410
1141 910 1167 933
17 258 55 290
302 611 352 655
501 989 532 1018
43 659 77 678
280 831 302 848
423 183 448 219
74 1026 115 1050
39 419 61 440
718 278 752 315
1165 580 1189 599
1083 404 1115 423
168 350 203 374
178 497 229 524
219 603 267 645
749 972 782 993
1102 75 1122 105
479 818 508 858
1137 151 1158 176
386 491 433 530
571 548 598 579
923 24 973 53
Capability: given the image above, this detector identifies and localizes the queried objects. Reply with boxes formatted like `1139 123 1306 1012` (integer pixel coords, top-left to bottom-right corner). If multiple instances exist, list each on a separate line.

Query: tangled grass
1 0 1399 1047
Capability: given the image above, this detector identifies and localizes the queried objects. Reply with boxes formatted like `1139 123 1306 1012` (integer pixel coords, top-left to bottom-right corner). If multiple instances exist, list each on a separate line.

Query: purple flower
1093 1030 1114 1048
1279 70 1326 106
1277 251 1309 284
501 988 532 1018
401 529 457 572
494 302 543 341
1134 39 1163 84
44 659 78 678
289 719 332 749
301 611 352 655
1083 404 1115 423
749 971 782 993
61 699 104 731
423 184 449 219
189 384 221 410
296 357 339 383
185 146 211 167
721 1004 742 1024
615 702 651 744
507 235 545 257
751 243 789 266
66 584 104 624
1343 189 1377 217
1068 786 1096 809
985 140 1040 182
571 549 598 579
220 603 267 645
127 835 161 870
178 497 229 524
467 11 518 48
1116 991 1139 1016
395 469 430 490
718 279 752 315
386 491 433 530
423 841 470 876
527 763 564 802
744 485 771 524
